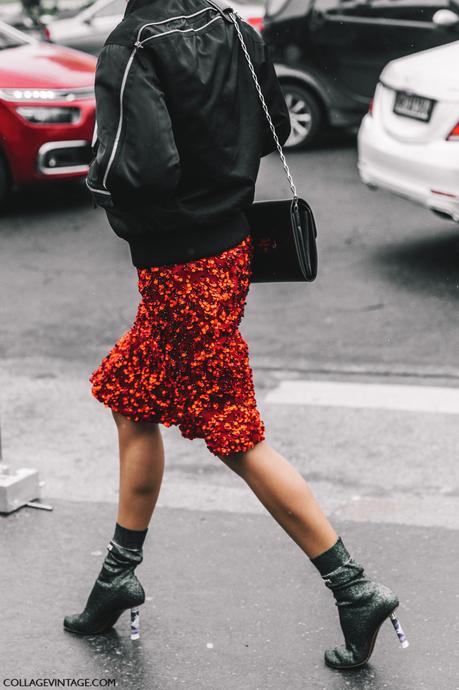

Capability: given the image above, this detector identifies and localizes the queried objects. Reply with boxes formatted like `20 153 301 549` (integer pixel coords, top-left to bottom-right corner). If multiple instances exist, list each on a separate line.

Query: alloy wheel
285 92 313 147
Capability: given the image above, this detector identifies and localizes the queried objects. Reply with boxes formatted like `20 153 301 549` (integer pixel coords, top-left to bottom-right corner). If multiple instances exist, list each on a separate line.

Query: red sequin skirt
90 234 266 456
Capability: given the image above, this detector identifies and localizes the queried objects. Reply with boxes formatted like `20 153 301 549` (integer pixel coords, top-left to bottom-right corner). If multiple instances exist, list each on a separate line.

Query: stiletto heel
389 609 409 648
130 606 141 640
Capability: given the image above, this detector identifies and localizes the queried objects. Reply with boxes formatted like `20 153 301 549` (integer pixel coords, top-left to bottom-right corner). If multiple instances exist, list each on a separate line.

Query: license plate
393 91 434 122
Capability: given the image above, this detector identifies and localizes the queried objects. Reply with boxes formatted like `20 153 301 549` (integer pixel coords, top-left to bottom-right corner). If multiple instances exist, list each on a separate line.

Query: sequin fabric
90 234 266 456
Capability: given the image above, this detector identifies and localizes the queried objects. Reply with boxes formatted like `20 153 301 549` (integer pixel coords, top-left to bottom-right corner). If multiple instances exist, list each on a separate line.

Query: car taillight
446 121 459 141
42 25 51 42
247 16 264 33
368 98 374 116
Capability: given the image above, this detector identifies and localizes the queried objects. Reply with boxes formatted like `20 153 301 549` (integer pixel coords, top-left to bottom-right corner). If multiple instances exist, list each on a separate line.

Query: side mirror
432 8 459 28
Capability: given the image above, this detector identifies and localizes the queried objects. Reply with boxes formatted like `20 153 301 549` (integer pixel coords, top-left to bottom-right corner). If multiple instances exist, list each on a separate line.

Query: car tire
280 83 322 150
0 154 10 208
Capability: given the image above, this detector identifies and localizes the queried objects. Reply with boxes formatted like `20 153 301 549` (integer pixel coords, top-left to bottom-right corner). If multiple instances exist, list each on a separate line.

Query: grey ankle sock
309 536 352 577
113 522 148 551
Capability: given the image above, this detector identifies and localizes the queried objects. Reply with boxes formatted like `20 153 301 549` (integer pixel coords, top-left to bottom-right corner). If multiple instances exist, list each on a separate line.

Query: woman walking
63 0 408 669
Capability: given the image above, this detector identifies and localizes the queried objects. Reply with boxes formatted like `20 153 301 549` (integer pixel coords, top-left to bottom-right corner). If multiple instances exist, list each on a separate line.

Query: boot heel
130 606 141 640
389 609 409 648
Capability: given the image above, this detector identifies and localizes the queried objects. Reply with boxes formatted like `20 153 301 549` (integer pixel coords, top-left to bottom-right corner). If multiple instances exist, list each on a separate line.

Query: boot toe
63 613 86 634
324 645 347 668
324 644 365 669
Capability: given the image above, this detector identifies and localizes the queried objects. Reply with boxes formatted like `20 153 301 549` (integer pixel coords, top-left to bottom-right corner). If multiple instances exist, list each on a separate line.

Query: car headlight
15 106 81 124
0 87 94 101
1 89 60 101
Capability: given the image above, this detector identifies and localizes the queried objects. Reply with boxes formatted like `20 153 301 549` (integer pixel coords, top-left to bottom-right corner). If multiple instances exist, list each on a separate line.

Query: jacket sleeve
254 41 292 157
86 43 181 211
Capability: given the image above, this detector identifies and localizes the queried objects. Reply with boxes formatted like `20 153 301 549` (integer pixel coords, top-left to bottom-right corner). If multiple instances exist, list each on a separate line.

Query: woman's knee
216 440 266 475
112 410 159 435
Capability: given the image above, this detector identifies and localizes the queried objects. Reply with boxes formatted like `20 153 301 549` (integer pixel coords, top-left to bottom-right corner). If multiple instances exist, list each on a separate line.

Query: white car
357 40 459 224
44 0 264 55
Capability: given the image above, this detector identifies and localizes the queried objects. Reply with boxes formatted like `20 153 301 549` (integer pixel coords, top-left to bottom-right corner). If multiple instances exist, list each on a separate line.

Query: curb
251 355 459 384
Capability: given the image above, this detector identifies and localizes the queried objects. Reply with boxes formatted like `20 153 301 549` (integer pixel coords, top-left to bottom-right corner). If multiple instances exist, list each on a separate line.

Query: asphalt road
1 130 458 372
1 131 458 689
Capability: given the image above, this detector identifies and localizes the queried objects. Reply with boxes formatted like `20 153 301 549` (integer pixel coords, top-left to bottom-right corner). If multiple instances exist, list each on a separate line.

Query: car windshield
0 21 35 50
93 0 125 18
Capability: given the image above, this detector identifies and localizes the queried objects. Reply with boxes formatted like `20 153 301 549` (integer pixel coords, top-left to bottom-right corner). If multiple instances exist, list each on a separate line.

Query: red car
0 20 96 204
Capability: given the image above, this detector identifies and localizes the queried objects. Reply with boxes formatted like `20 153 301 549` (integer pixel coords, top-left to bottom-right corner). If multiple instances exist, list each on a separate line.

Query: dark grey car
262 0 459 148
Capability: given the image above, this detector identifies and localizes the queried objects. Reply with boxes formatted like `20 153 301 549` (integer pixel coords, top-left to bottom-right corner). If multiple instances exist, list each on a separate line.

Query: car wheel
281 83 322 150
0 155 10 208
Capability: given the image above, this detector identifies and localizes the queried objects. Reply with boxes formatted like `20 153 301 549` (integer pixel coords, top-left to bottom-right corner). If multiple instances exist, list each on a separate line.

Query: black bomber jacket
86 0 291 267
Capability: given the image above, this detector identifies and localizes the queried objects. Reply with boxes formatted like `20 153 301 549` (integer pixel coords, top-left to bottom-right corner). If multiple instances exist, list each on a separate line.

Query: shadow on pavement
318 126 358 151
1 179 92 220
371 228 459 299
66 629 155 689
278 127 358 157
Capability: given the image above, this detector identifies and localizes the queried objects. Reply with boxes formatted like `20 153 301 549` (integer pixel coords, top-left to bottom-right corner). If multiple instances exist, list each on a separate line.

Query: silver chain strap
229 11 297 200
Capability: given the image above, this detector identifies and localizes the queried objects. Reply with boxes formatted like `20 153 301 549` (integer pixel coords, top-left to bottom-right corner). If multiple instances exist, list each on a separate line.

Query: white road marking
330 494 459 530
264 380 459 415
2 358 459 529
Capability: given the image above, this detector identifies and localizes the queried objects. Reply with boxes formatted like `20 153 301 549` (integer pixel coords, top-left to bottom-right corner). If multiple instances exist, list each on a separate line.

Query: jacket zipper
102 45 138 190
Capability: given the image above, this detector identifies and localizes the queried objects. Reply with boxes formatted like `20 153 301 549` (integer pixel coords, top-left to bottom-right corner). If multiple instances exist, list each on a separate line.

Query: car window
363 0 450 22
316 0 451 20
94 0 125 18
314 0 363 13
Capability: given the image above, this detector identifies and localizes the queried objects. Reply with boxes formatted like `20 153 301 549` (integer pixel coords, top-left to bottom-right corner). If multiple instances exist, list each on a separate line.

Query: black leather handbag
229 9 318 283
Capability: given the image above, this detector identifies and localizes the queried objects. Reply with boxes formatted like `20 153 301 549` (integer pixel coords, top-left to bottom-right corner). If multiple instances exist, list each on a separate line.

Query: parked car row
0 0 457 225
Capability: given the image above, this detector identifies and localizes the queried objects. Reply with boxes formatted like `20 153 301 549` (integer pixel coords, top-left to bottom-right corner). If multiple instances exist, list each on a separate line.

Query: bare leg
62 411 164 634
112 411 165 530
217 440 338 559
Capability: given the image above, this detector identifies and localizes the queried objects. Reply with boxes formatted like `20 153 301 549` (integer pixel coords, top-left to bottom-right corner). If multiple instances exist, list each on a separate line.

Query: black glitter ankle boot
310 537 409 669
63 539 145 639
